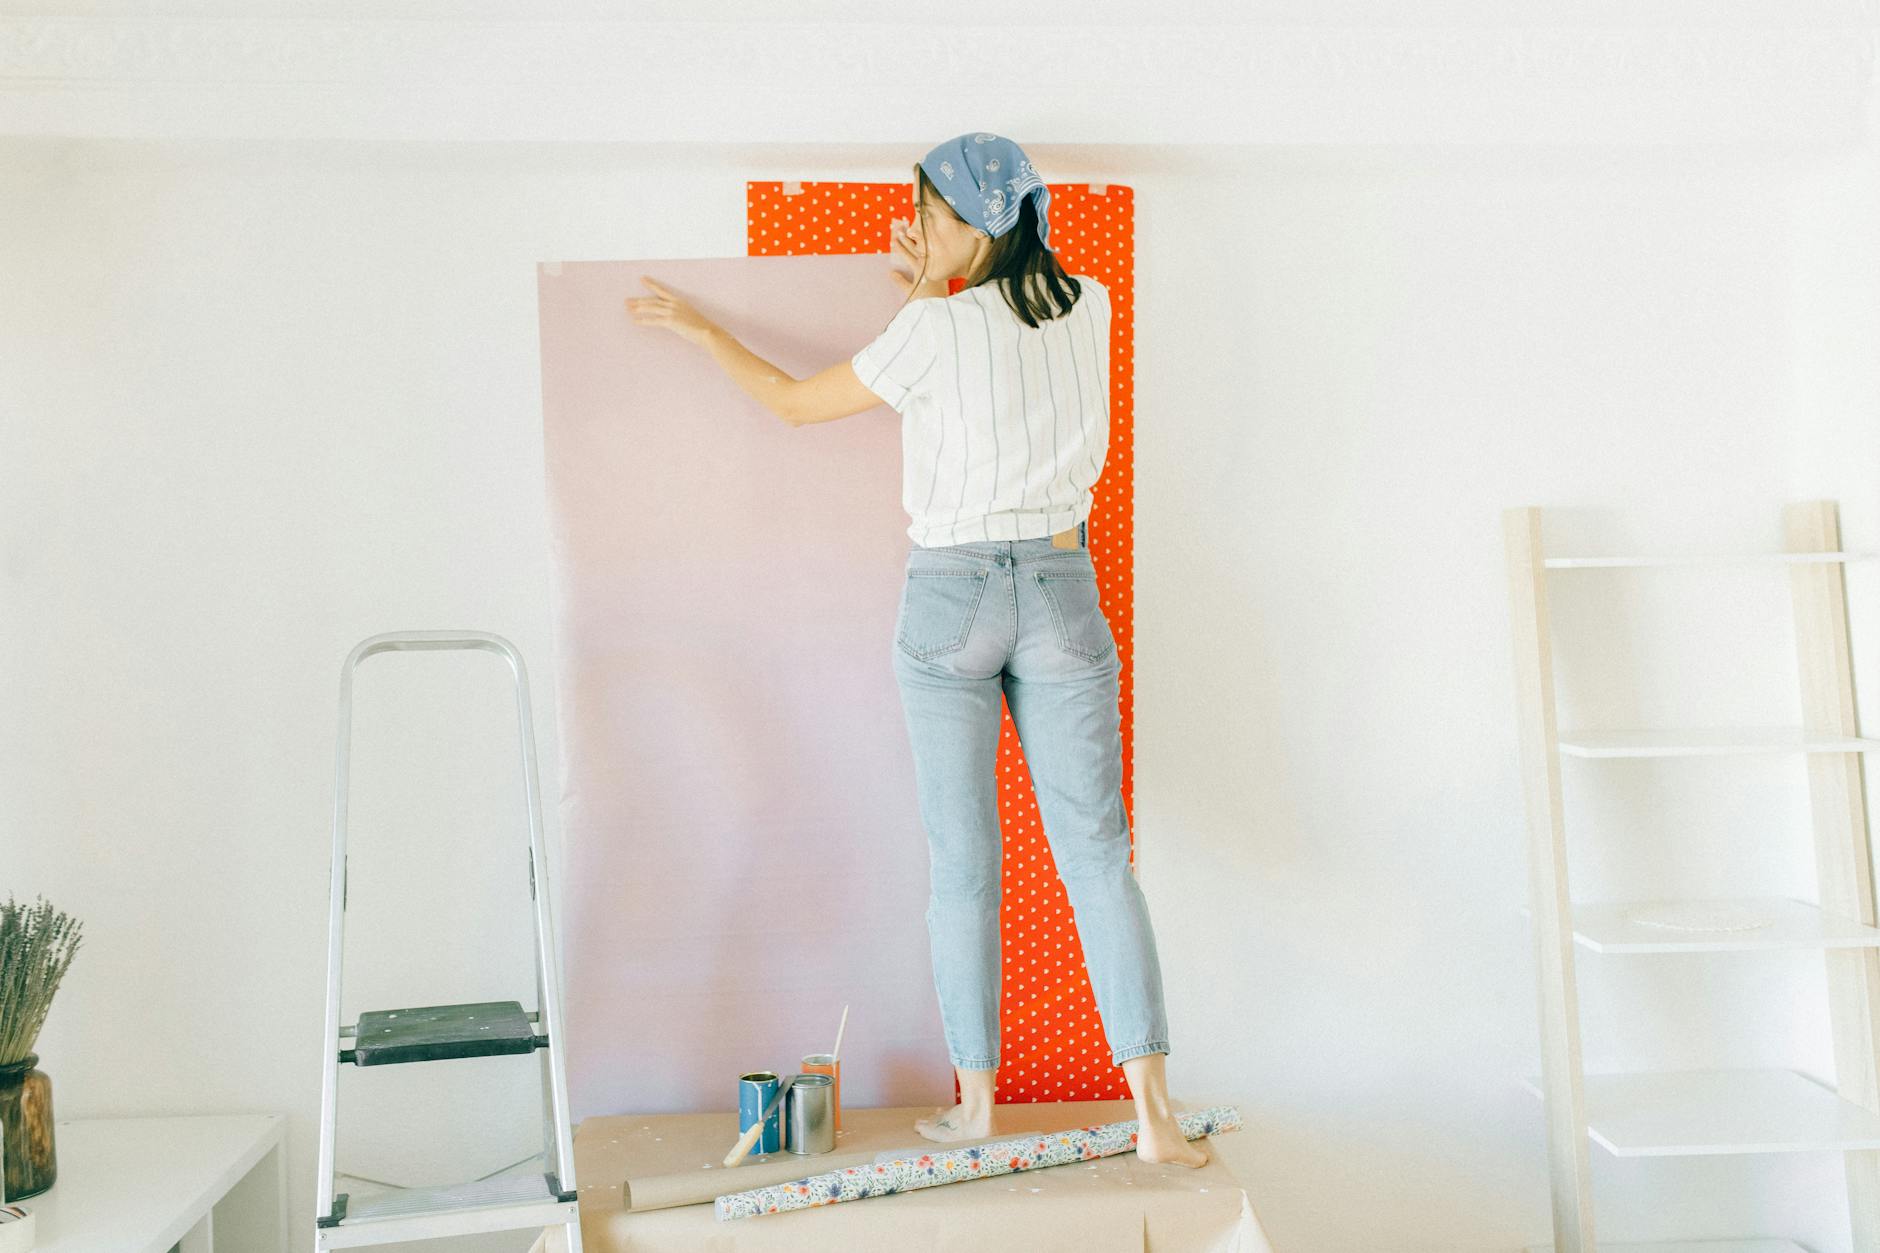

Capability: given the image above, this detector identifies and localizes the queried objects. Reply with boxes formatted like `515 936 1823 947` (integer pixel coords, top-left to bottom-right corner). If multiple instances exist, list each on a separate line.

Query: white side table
18 1114 286 1253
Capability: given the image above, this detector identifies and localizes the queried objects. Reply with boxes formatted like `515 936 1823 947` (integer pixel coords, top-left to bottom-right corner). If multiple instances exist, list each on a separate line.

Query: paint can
784 1072 836 1154
802 1052 841 1130
737 1071 782 1155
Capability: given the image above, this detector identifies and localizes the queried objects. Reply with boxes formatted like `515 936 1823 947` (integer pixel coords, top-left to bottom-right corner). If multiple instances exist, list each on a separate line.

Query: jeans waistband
914 521 1087 552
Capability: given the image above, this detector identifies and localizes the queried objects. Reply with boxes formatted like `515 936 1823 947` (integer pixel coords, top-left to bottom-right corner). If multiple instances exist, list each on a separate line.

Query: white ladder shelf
1505 500 1880 1252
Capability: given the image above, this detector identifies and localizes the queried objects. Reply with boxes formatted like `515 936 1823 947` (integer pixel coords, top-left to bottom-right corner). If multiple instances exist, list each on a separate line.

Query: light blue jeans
890 531 1171 1071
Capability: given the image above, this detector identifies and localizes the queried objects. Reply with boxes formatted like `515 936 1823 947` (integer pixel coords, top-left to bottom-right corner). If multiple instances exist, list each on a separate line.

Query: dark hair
912 164 1083 329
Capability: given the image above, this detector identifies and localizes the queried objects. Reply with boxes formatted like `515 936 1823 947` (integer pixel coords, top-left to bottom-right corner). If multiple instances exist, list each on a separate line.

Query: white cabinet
21 1114 285 1253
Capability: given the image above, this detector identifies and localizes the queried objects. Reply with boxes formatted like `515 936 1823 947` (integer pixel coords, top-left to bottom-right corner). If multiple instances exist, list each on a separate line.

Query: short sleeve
851 299 939 410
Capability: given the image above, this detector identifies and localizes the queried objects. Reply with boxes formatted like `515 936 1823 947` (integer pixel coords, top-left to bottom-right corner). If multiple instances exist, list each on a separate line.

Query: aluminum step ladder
315 630 582 1251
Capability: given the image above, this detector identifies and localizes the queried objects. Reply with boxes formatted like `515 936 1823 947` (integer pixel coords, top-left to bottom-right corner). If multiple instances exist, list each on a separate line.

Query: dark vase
0 1053 55 1201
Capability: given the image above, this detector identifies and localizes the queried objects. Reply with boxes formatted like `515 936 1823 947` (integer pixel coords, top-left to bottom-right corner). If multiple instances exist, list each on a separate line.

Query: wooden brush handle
723 1118 766 1167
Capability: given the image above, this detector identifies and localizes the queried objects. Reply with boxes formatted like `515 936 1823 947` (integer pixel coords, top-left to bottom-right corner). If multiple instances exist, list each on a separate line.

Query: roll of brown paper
622 1129 1041 1212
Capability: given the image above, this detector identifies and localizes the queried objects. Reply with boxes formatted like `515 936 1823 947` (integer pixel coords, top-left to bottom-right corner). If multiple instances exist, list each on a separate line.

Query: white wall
4 16 1879 1253
1136 140 1880 1250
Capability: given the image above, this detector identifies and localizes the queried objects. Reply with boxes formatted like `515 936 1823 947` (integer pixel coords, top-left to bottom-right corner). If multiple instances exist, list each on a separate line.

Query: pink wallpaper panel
536 254 952 1121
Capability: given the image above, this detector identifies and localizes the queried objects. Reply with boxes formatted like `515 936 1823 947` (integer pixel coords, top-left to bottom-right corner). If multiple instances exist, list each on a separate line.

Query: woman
627 132 1204 1168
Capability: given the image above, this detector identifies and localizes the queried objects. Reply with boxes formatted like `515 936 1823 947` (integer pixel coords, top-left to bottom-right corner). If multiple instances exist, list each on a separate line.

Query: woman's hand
890 219 950 300
625 277 720 347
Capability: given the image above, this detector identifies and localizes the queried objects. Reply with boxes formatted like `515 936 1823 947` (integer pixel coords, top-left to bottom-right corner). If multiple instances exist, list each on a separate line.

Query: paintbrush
723 1075 795 1167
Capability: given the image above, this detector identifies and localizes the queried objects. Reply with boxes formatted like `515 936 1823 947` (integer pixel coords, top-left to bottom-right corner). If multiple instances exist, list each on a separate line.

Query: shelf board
1517 896 1880 954
1518 1067 1880 1157
1545 550 1879 568
1519 1234 1812 1241
1556 726 1880 758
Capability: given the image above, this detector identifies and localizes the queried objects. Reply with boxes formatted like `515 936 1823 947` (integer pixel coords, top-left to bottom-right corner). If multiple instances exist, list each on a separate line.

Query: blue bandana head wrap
919 132 1054 253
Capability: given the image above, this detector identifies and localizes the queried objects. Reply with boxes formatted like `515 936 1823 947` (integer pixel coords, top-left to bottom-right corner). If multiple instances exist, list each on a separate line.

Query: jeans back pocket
1033 568 1116 662
896 567 990 660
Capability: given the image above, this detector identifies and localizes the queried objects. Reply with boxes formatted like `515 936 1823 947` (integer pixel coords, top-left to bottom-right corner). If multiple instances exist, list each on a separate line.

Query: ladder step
320 1176 574 1248
346 1000 543 1066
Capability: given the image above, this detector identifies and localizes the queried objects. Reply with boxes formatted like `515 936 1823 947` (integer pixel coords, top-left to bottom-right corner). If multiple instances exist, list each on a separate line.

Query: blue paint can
738 1070 782 1155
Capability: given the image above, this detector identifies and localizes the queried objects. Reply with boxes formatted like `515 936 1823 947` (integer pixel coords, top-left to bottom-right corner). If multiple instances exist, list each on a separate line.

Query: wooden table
19 1114 286 1253
530 1098 1272 1253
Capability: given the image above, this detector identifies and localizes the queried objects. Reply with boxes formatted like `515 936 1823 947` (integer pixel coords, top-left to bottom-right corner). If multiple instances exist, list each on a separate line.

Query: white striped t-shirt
851 274 1111 547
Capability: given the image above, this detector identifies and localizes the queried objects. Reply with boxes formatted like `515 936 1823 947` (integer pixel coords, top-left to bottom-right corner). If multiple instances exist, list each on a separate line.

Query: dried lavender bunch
0 896 84 1067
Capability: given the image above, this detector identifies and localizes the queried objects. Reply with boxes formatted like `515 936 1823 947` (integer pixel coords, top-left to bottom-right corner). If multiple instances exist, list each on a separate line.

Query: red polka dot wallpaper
747 180 1137 1104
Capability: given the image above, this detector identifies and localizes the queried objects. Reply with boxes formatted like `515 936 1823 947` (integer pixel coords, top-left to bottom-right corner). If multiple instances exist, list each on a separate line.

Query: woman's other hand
890 219 950 300
625 277 719 347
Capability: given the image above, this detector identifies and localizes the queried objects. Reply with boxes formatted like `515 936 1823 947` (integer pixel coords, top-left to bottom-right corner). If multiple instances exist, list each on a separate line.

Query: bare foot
914 1101 994 1143
1135 1109 1210 1168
